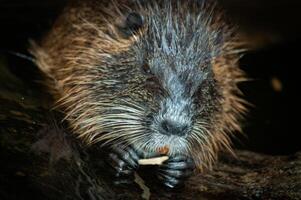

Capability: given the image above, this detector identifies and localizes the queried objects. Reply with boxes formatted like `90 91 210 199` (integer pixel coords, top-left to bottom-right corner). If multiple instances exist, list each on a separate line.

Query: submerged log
0 56 300 200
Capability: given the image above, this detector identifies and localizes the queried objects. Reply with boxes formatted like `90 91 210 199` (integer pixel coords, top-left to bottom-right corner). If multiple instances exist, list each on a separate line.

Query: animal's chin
132 133 190 157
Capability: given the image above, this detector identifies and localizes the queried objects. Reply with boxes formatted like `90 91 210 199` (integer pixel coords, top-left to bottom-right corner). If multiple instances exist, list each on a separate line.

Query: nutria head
32 0 247 169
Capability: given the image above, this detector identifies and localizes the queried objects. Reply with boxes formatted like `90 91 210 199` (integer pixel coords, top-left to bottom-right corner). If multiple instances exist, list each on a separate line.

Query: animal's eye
142 62 152 75
125 12 144 33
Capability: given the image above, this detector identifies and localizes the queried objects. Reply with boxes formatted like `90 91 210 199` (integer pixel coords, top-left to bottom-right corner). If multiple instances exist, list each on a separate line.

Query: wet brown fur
30 0 248 171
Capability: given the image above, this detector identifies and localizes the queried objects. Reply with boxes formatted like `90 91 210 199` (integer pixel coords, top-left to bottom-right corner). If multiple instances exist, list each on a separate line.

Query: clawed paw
105 147 195 188
157 155 195 188
105 145 140 183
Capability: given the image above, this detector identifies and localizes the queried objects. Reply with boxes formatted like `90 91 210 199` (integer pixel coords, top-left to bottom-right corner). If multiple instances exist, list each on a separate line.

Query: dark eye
142 62 152 75
125 12 144 33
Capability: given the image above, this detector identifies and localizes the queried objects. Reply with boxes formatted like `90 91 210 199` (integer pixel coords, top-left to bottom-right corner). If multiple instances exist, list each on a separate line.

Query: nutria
30 0 247 188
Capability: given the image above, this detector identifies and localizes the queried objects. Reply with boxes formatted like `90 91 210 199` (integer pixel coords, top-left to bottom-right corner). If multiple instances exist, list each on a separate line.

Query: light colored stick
138 156 169 165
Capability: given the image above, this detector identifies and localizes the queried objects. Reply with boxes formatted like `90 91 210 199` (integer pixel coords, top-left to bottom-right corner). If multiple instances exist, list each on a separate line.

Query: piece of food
138 156 169 165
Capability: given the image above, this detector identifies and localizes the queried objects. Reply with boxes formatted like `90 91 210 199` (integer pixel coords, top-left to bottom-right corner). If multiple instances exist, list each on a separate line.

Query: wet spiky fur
31 0 248 171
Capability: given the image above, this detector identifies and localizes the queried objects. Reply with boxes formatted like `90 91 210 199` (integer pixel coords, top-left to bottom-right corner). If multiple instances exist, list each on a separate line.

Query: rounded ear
126 12 144 31
119 12 144 37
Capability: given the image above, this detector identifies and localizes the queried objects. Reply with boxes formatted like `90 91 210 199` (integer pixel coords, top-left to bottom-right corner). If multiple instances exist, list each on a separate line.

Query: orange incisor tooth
157 145 170 155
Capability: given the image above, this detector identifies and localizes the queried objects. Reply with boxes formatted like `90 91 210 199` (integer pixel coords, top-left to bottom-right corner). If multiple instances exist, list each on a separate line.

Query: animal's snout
160 119 188 136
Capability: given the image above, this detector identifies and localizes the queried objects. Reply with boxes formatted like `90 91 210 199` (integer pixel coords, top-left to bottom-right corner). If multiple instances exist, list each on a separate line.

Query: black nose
160 120 188 136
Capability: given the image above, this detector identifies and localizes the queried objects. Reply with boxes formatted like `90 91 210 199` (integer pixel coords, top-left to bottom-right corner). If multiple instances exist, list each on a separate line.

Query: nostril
161 120 172 134
160 120 188 136
180 125 189 133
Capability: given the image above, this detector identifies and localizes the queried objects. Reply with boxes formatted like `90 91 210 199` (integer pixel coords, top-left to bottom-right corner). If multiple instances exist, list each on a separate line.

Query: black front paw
105 145 140 184
157 156 195 188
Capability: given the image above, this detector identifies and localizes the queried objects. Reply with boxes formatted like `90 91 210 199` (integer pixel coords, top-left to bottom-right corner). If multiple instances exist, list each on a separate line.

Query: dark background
0 0 300 155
